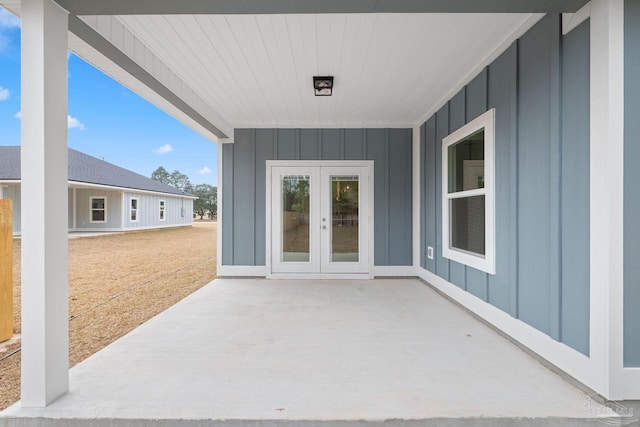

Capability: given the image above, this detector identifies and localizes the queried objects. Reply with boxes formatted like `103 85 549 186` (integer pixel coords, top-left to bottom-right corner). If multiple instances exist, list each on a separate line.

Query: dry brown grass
0 223 217 410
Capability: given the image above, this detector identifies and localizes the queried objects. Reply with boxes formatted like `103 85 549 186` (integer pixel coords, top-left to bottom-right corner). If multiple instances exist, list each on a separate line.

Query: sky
0 8 218 186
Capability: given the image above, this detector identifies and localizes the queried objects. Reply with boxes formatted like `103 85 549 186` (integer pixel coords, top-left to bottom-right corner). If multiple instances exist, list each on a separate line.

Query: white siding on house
68 188 74 229
74 188 123 230
1 184 21 234
123 192 193 230
2 184 192 233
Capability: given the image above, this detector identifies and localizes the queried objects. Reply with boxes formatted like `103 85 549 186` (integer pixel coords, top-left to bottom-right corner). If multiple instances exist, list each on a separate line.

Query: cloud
67 115 85 130
14 112 85 131
0 9 19 52
199 166 212 175
0 86 8 101
154 144 173 155
0 9 20 30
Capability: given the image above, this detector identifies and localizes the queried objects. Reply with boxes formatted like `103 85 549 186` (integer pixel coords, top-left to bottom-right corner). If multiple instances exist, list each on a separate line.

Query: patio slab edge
0 416 626 427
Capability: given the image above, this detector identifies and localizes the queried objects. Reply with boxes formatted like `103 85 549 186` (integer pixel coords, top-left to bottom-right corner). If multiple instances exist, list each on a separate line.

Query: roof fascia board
69 180 198 199
53 0 590 15
68 15 233 141
1 179 197 199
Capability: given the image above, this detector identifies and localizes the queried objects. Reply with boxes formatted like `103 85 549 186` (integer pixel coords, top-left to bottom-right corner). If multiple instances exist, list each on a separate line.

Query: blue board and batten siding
624 0 640 368
222 128 413 267
420 15 591 355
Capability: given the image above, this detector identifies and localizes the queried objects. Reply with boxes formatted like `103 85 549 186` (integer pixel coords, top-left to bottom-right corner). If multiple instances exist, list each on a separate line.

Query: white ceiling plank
329 14 348 123
244 15 291 123
298 14 320 123
283 14 313 124
195 15 257 122
172 15 248 122
268 15 308 124
258 15 302 123
221 15 275 123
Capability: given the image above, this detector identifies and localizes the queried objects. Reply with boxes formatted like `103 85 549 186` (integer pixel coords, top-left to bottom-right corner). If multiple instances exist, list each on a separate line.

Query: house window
159 200 166 221
90 197 106 223
130 198 138 222
442 108 495 274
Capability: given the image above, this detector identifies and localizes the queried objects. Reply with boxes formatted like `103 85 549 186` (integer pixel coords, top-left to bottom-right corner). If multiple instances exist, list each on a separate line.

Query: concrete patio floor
0 279 617 426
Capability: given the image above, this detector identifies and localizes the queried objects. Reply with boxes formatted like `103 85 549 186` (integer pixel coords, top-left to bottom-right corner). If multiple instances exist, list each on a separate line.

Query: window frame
130 197 139 223
90 196 107 223
442 108 495 275
159 199 166 221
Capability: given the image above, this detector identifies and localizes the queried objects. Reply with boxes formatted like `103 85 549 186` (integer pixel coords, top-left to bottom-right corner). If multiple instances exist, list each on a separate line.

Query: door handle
322 225 327 230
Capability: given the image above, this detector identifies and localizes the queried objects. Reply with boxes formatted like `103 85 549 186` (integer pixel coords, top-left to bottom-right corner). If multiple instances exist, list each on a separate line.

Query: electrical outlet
427 246 434 260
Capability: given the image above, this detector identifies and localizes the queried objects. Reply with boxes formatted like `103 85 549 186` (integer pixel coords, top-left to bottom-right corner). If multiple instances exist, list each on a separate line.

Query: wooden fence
0 199 13 342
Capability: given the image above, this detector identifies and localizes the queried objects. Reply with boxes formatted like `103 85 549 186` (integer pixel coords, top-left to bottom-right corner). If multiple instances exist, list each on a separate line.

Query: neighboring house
0 146 195 235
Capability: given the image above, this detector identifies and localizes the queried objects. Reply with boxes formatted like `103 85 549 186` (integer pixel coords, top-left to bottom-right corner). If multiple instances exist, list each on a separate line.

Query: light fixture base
313 76 334 96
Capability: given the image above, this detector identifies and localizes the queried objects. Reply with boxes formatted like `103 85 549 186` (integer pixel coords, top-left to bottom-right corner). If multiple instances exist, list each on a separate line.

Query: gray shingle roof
0 146 193 197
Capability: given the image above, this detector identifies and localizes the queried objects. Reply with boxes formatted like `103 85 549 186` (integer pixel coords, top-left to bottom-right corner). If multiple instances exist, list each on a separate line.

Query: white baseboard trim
220 266 415 279
417 268 603 396
372 266 416 277
620 368 640 399
267 273 372 280
218 265 267 277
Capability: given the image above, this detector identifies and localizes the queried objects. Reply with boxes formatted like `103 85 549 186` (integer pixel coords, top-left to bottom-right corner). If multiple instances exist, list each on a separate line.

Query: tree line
151 166 217 220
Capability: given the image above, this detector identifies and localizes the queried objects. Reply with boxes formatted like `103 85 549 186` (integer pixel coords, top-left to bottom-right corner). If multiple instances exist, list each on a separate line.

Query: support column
20 0 69 407
590 0 625 400
412 125 421 271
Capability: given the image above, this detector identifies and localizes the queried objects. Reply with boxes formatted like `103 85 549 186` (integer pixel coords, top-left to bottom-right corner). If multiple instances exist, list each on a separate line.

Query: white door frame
266 160 374 279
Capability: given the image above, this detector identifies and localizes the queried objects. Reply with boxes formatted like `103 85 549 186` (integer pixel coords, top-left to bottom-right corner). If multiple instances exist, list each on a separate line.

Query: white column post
590 0 625 400
72 187 77 230
412 125 421 272
20 0 70 407
216 141 223 274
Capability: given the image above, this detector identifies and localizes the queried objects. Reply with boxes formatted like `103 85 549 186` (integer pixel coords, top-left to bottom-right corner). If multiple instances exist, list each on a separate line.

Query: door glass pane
281 175 310 262
331 176 359 262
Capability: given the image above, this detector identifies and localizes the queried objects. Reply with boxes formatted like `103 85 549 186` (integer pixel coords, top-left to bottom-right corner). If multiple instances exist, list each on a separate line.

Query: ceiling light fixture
313 76 334 96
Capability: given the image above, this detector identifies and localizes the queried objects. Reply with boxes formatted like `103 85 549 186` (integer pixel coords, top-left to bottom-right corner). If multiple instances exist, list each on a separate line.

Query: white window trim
442 108 495 275
130 197 139 223
89 196 107 223
159 200 166 221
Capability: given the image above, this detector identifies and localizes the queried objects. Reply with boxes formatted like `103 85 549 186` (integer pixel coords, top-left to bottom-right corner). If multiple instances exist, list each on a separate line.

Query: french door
269 162 372 276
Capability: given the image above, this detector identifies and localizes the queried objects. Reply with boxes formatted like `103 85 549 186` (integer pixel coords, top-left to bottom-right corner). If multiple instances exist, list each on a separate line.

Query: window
130 198 138 222
442 108 495 274
90 197 106 223
159 200 166 221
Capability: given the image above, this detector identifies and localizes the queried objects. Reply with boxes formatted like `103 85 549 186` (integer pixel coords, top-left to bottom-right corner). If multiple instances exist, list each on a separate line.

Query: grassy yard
0 223 217 410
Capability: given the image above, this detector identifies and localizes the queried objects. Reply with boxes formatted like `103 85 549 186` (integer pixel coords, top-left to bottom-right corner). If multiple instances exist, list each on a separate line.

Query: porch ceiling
111 13 537 128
